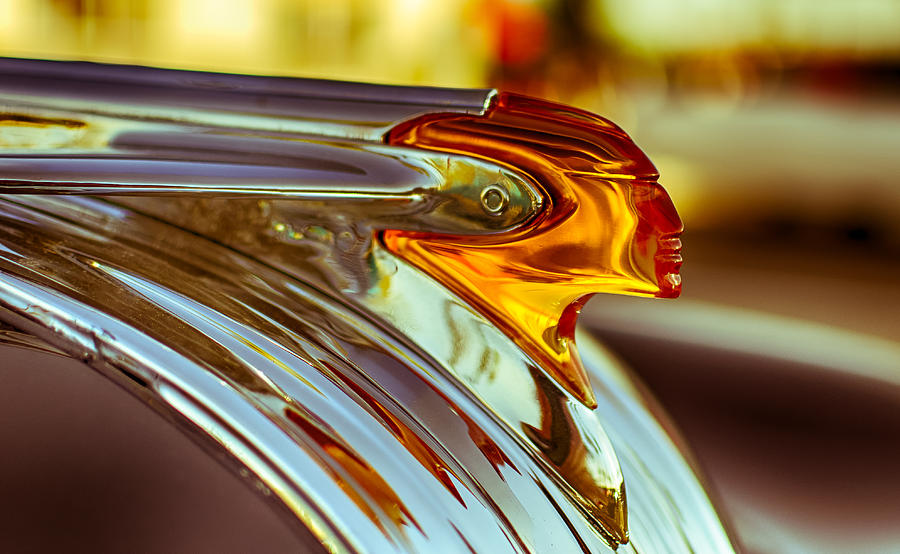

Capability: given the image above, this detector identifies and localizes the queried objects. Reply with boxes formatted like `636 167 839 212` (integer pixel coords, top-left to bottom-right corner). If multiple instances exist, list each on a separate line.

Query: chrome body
0 59 736 553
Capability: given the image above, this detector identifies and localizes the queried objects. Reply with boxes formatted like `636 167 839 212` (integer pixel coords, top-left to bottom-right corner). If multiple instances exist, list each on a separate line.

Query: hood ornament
384 92 684 409
0 60 693 549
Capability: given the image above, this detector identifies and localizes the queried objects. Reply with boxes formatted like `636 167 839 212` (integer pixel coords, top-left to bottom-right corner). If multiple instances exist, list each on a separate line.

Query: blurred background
1 1 899 552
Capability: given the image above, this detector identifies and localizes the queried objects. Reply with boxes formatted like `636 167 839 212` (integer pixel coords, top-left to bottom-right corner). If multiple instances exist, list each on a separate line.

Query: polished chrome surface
0 57 495 140
0 194 735 553
0 88 540 237
383 93 684 414
0 59 736 553
0 140 540 235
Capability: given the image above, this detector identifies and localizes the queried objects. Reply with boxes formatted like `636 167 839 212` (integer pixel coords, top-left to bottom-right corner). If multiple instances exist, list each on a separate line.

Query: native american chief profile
384 92 683 408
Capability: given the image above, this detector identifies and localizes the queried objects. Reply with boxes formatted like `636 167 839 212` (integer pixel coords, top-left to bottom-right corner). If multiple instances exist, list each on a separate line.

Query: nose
632 181 683 237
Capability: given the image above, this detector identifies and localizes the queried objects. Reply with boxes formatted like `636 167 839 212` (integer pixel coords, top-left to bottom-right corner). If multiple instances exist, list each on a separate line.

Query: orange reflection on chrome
384 93 683 408
284 406 421 536
325 364 469 506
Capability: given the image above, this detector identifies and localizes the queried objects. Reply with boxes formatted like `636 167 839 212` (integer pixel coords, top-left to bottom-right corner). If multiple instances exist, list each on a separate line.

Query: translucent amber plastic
384 93 683 408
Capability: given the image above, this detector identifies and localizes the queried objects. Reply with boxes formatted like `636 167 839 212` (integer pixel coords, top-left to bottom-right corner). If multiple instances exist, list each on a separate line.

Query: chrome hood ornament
385 92 684 408
0 59 730 553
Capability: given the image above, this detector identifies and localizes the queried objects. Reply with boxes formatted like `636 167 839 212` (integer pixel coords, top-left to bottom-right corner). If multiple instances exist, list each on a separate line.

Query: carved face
384 92 684 407
631 179 684 298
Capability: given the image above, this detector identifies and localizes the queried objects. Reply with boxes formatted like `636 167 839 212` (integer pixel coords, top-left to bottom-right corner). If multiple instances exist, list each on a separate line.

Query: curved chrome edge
576 331 741 553
0 287 362 554
0 64 539 236
0 195 740 553
0 59 739 551
0 57 494 110
0 57 496 140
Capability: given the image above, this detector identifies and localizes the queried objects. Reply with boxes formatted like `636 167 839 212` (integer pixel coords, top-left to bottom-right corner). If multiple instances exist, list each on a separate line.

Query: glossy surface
0 142 540 235
0 193 727 552
0 195 732 552
385 93 683 409
0 60 733 554
0 99 541 238
0 57 494 141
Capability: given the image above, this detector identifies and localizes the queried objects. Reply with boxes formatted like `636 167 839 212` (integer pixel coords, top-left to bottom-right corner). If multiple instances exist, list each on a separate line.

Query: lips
656 235 683 264
654 233 683 298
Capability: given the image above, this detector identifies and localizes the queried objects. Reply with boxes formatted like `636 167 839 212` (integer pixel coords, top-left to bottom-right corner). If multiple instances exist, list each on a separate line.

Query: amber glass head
383 93 683 407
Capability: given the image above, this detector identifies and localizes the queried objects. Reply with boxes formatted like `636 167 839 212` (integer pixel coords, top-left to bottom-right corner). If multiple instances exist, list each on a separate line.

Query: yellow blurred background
2 3 900 552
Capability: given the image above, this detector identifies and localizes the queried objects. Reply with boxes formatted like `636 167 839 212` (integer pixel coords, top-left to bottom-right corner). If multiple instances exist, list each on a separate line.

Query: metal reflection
0 59 735 553
384 92 684 412
360 245 627 544
0 58 495 141
0 124 541 237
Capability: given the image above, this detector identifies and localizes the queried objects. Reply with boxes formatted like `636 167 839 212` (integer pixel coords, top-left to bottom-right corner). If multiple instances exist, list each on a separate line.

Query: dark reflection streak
450 522 479 554
445 300 464 367
283 407 422 536
534 478 592 554
0 113 86 128
321 345 532 553
473 315 499 384
444 300 498 384
0 321 68 356
322 362 469 507
522 365 574 466
477 347 495 383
